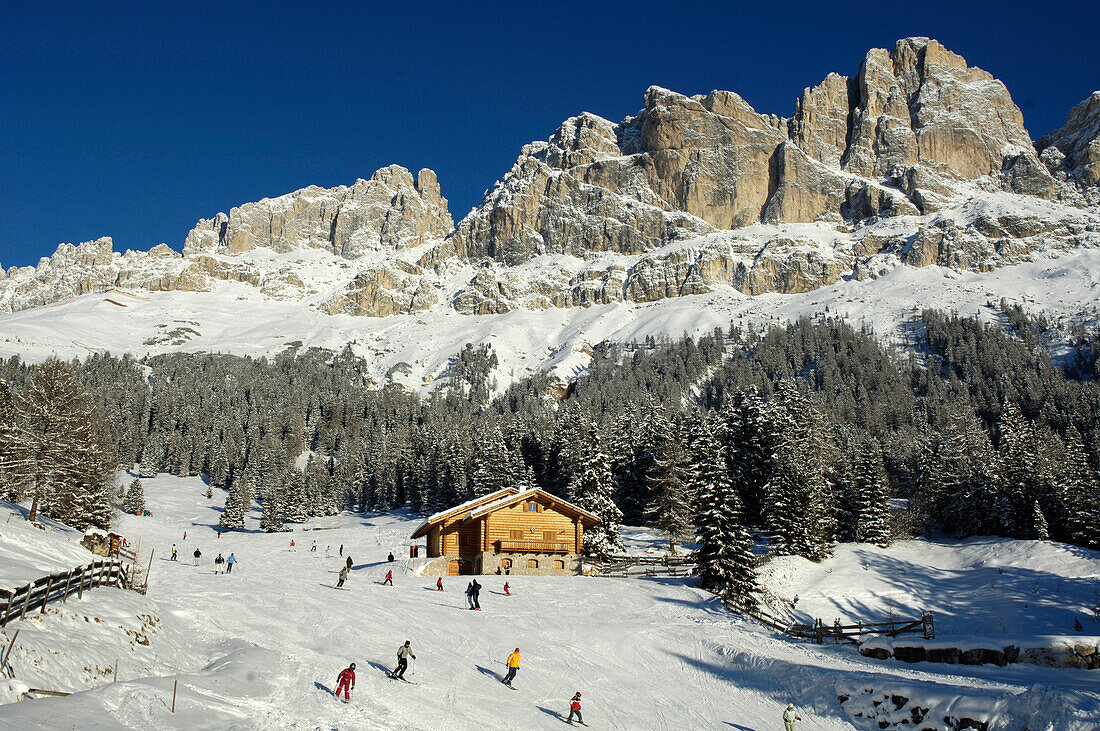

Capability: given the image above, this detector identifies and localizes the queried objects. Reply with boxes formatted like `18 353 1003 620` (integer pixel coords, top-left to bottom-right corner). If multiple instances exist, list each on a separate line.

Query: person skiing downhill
503 582 510 596
783 703 801 731
226 553 236 573
471 579 482 610
311 540 317 552
170 544 177 561
214 553 225 574
503 648 520 687
346 556 353 570
392 641 415 680
465 581 475 609
567 692 585 725
383 570 393 586
290 539 296 551
337 566 349 588
339 544 344 556
193 548 202 566
436 577 443 591
335 662 355 703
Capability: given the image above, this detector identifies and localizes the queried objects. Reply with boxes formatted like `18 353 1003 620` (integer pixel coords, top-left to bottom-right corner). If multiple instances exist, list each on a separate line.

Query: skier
183 531 187 540
193 548 202 566
335 662 355 703
311 540 317 552
783 703 801 731
503 582 510 596
339 544 344 556
567 692 585 725
392 640 415 680
214 553 225 574
170 544 177 561
383 570 393 586
436 577 443 591
465 581 475 610
337 566 349 588
346 556 353 571
226 553 236 574
290 539 296 551
503 647 520 687
471 579 482 610
387 552 394 562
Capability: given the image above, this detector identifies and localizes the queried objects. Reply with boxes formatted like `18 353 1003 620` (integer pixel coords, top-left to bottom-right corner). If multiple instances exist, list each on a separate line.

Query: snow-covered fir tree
1 358 117 529
691 417 758 609
644 414 694 554
122 478 146 515
1062 426 1100 548
567 420 623 560
718 388 772 526
218 477 249 531
848 438 893 546
1032 500 1050 540
471 423 518 496
762 380 835 560
260 478 286 533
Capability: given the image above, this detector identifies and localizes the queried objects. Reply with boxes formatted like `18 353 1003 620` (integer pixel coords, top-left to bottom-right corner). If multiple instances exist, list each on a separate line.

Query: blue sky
1 1 1096 268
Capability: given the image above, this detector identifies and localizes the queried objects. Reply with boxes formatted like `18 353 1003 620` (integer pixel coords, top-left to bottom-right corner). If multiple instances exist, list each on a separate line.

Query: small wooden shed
410 487 600 576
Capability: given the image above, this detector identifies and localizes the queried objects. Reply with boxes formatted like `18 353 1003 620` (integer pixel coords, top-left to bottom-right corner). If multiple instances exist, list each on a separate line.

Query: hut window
460 534 471 546
526 503 539 512
553 560 565 570
527 559 539 569
501 558 512 569
543 531 557 541
510 529 523 540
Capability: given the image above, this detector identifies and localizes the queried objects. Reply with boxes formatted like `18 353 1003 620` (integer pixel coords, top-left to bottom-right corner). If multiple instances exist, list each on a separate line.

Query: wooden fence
589 554 697 578
0 558 132 628
726 598 935 643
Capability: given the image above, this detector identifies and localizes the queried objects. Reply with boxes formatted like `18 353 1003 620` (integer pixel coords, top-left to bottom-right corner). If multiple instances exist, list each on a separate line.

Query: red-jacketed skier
567 692 586 725
383 570 393 586
335 662 356 703
436 577 443 591
503 582 510 596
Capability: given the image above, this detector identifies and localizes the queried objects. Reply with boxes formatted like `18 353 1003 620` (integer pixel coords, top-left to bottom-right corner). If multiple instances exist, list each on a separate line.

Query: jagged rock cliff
1 38 1097 318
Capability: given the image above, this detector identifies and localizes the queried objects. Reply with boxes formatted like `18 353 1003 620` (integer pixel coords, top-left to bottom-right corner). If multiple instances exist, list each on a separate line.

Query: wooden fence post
61 570 74 603
19 582 33 620
0 590 13 627
39 576 52 614
77 566 85 600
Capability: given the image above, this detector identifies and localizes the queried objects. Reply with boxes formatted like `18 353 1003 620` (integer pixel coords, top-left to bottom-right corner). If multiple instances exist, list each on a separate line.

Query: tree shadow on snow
723 724 761 731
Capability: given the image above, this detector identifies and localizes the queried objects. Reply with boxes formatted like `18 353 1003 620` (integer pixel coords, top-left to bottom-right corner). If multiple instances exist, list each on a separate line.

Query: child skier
337 566 349 588
392 641 415 680
567 692 585 725
226 553 236 574
290 539 296 551
503 647 520 687
503 582 510 596
436 577 443 591
383 570 393 586
783 703 801 731
335 662 355 703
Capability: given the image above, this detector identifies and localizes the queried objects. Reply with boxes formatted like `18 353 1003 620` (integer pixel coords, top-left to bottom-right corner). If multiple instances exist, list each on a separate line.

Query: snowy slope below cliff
2 475 1098 730
1 246 1099 394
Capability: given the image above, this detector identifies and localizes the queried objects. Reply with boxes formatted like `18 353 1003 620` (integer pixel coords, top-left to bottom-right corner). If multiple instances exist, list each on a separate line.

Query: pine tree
1 358 118 528
1032 500 1050 541
218 477 249 531
762 381 835 560
260 477 286 532
849 438 892 546
692 418 758 609
122 478 146 514
1062 426 1100 549
471 423 518 496
644 414 693 554
567 420 623 560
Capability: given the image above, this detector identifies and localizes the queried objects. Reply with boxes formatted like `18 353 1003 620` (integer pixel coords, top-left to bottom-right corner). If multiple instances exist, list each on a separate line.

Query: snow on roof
410 487 599 539
410 487 522 538
465 488 600 524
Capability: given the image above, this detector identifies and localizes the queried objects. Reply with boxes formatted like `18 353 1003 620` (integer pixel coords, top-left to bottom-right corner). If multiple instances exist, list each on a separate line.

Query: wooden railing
496 539 573 554
0 558 132 627
589 553 697 577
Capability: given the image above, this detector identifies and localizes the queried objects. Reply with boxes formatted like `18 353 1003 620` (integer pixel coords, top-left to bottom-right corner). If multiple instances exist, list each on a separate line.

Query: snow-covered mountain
1 37 1098 384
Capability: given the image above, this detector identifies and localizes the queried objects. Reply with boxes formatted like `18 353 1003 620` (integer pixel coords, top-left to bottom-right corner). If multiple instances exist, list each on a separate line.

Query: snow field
1 474 1098 729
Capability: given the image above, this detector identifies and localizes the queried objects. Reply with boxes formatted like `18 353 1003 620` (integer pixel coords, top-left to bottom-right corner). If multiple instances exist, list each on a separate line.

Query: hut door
448 560 462 576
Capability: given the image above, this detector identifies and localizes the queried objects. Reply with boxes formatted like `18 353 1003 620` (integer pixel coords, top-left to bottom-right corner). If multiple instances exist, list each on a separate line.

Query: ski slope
1 475 1099 729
